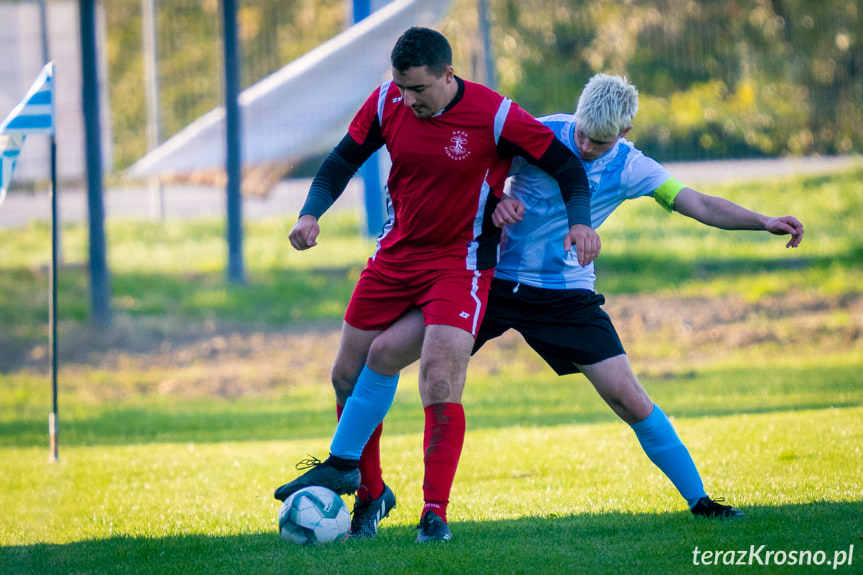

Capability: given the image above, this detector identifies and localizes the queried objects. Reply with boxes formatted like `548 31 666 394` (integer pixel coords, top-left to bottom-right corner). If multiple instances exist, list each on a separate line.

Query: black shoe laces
295 455 323 471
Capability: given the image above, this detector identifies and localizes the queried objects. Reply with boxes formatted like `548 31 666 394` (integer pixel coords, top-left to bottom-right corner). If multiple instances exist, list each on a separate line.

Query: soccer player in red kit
276 27 600 542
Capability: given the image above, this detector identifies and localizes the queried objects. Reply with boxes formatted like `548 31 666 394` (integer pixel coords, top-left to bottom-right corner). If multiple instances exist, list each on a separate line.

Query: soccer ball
278 486 351 545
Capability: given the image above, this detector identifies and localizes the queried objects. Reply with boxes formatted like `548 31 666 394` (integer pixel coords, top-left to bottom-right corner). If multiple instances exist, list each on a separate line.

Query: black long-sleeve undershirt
498 136 591 227
299 127 383 219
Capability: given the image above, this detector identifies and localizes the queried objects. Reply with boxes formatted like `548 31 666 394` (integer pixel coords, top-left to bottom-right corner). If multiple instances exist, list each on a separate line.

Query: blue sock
630 404 707 508
329 366 399 460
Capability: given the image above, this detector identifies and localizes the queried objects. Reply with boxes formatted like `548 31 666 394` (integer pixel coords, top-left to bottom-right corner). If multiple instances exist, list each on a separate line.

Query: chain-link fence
2 0 860 183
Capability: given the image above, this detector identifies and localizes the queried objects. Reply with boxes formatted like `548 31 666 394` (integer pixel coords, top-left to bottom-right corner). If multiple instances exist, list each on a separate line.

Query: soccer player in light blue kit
476 73 801 519
330 73 806 535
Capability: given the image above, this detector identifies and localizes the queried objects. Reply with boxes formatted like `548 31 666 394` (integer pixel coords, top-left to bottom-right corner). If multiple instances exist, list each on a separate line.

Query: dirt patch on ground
6 291 861 399
602 291 861 372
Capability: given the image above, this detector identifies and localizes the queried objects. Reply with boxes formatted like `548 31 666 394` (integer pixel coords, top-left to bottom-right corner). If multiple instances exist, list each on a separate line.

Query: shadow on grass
2 502 860 575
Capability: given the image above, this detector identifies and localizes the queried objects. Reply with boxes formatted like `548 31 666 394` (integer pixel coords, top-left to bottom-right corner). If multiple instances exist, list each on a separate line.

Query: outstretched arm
672 187 804 248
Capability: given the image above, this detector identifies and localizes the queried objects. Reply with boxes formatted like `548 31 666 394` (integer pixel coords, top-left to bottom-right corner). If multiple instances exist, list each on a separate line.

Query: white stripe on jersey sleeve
377 81 392 129
493 98 513 145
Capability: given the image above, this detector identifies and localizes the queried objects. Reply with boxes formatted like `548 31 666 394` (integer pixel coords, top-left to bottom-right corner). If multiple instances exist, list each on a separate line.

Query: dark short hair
390 27 452 76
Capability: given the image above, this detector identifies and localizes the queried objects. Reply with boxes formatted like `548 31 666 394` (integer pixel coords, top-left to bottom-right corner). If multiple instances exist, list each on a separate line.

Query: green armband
653 177 686 212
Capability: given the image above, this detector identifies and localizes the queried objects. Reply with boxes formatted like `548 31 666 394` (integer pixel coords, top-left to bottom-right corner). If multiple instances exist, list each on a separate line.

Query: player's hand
289 214 321 250
765 215 804 248
492 198 525 228
564 224 601 267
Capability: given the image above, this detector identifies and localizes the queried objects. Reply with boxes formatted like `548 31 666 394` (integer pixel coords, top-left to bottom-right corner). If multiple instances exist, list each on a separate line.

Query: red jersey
347 78 556 271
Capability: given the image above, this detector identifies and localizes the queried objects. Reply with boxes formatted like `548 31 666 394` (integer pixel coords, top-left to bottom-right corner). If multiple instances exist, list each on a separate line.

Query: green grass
1 169 862 573
2 376 861 573
1 401 860 573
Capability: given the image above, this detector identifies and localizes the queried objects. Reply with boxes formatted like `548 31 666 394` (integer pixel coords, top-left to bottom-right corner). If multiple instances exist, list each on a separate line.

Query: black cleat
274 455 361 502
691 496 747 519
349 484 397 539
415 509 452 542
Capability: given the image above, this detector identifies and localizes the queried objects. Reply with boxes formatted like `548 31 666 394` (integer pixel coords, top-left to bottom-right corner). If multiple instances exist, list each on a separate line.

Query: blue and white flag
1 62 55 135
0 135 25 206
0 62 55 205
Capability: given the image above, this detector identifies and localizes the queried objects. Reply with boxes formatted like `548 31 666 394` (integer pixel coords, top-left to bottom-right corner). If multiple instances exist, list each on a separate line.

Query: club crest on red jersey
445 130 471 160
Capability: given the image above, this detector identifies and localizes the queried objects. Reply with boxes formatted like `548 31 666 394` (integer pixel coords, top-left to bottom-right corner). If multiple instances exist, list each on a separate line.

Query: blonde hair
574 74 639 141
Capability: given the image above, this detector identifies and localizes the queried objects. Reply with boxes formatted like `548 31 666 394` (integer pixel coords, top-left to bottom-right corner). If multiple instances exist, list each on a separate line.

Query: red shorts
344 258 493 336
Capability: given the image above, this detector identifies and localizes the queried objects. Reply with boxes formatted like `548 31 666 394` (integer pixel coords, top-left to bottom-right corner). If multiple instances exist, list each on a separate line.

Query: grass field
1 169 862 574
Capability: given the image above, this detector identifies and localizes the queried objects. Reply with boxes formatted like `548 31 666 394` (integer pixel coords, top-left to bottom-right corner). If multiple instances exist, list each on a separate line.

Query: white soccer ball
278 486 351 545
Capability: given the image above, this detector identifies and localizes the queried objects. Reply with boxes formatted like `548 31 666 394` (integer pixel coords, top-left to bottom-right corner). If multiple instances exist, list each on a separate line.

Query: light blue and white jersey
495 113 684 290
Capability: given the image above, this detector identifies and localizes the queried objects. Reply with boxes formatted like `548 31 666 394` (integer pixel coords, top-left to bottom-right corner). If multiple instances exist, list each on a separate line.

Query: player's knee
419 376 459 404
618 392 654 423
597 376 654 423
365 341 399 374
367 336 420 374
330 367 357 403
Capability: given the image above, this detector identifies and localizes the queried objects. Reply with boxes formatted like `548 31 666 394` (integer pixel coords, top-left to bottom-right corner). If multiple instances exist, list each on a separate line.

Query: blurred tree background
102 0 859 171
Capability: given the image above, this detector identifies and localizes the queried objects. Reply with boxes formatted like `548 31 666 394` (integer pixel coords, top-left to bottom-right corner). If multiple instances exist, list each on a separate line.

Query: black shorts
473 278 626 375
